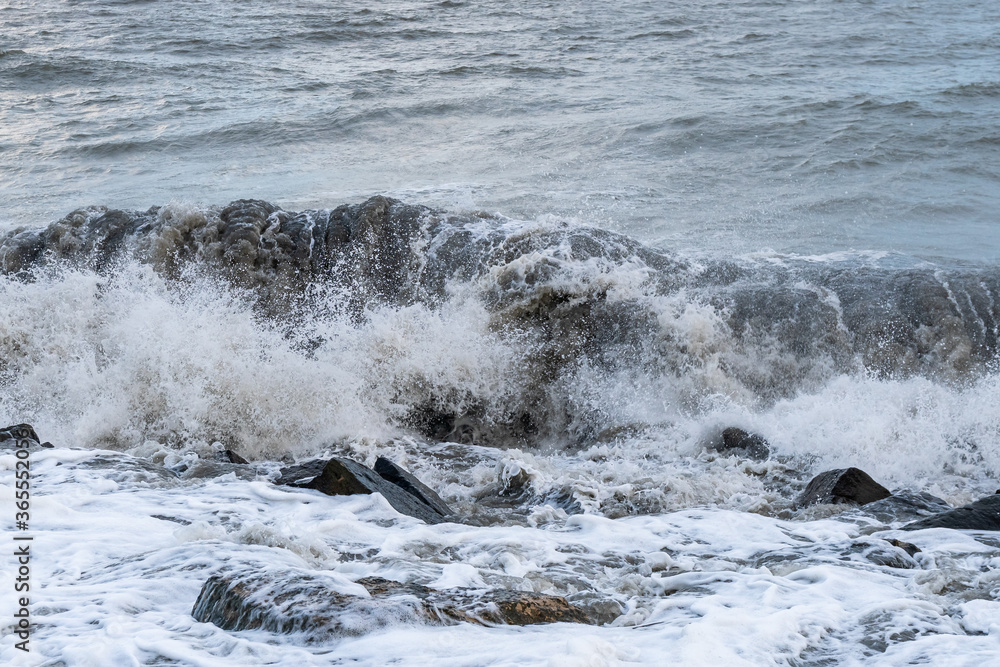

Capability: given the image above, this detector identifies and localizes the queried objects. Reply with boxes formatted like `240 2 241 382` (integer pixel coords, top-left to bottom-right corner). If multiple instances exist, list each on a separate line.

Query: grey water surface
2 0 998 261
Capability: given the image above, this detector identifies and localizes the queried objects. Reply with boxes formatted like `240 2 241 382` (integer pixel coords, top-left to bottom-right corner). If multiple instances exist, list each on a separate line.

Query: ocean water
2 0 999 260
1 0 1000 665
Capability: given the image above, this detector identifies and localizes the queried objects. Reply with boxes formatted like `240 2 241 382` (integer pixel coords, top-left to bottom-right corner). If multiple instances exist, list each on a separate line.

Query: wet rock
222 450 249 465
275 458 328 486
193 570 423 638
537 489 584 515
565 594 626 625
192 568 592 639
860 490 952 523
902 494 1000 531
717 427 770 460
0 423 39 443
151 514 192 526
861 542 918 569
886 538 921 557
78 453 180 485
797 468 891 507
467 587 590 625
179 460 258 481
353 576 589 625
374 456 454 517
277 457 450 524
0 423 43 451
475 463 584 518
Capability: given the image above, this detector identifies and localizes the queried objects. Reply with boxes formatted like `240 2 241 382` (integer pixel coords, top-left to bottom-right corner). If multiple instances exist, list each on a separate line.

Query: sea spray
1 198 997 505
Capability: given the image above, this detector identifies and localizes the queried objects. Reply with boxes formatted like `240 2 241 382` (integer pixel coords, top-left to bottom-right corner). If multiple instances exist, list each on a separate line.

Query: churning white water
2 0 999 663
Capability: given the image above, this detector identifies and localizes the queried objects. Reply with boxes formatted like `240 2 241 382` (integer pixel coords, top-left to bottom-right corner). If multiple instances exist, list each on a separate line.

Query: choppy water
1 1 999 665
2 0 999 260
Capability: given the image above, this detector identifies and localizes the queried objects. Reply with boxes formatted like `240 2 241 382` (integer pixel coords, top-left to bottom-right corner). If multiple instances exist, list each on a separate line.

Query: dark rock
475 464 584 516
797 468 891 507
886 538 921 556
374 456 453 517
859 490 952 523
861 541 918 569
718 427 770 460
192 570 424 638
537 489 584 515
223 450 248 465
498 466 533 498
78 453 180 485
192 568 592 639
902 494 1000 531
152 514 192 526
179 460 258 481
278 457 449 525
0 423 42 451
0 423 39 443
275 458 328 486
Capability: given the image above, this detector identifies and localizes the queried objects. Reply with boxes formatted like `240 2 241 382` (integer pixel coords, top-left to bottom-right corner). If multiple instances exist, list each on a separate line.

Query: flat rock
277 457 449 524
718 427 770 460
179 460 258 481
275 458 328 486
902 494 1000 531
860 490 952 523
354 576 590 625
374 456 454 517
797 467 891 507
192 568 591 640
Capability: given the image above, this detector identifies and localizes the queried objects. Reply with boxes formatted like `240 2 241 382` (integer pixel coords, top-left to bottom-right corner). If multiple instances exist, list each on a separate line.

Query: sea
1 0 999 664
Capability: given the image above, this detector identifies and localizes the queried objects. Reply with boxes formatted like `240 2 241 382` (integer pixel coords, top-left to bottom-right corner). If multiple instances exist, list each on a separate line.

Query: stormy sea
2 1 999 665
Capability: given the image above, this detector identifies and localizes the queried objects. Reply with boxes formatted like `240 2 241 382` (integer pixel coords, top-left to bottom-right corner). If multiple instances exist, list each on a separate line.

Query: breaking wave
1 197 997 496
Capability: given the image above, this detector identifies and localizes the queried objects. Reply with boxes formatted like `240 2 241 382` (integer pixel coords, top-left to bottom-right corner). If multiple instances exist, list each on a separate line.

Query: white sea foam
2 447 999 665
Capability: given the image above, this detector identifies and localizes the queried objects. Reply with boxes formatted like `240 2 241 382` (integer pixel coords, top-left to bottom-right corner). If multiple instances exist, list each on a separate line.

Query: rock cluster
794 463 1000 532
10 420 1000 645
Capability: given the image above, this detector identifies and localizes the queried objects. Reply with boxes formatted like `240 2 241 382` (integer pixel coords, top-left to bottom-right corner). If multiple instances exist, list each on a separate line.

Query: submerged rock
179 459 258 481
192 568 591 639
797 468 891 507
861 541 919 569
277 457 451 524
886 538 921 557
902 494 1000 531
860 490 952 523
717 427 770 460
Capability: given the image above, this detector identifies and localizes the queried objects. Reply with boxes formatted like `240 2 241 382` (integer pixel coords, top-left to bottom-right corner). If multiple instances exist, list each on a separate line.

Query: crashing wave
1 197 997 452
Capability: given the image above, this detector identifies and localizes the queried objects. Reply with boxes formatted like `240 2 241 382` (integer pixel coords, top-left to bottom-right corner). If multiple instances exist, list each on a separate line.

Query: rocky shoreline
6 421 998 645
